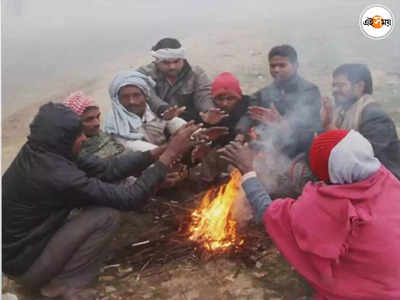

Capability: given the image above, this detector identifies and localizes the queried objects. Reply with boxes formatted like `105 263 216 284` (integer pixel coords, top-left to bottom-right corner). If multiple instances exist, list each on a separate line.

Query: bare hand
234 133 246 144
161 105 186 121
217 142 257 174
160 122 202 166
191 143 212 162
150 144 168 160
320 96 335 130
200 108 228 125
160 172 183 188
192 126 229 143
248 104 282 124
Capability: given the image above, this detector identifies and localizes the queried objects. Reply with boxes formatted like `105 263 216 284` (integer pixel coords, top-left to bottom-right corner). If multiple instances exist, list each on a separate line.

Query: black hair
268 44 298 64
152 38 181 51
333 64 373 94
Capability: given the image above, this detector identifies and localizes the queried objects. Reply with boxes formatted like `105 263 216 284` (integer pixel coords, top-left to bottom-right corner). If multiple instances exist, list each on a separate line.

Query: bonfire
188 169 244 251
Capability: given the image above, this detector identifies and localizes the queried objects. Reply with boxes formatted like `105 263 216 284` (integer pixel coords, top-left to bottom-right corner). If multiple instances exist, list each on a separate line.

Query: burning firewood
188 169 245 252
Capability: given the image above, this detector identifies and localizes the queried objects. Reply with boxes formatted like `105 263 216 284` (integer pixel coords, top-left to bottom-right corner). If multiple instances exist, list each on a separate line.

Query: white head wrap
104 71 156 140
328 130 381 184
151 47 186 61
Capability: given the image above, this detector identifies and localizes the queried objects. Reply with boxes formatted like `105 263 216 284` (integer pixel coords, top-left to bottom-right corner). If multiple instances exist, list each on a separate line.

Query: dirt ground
4 183 313 300
2 17 400 300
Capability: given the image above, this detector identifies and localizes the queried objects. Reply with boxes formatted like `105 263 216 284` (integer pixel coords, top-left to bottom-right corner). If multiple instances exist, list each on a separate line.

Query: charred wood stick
139 258 152 273
131 240 150 247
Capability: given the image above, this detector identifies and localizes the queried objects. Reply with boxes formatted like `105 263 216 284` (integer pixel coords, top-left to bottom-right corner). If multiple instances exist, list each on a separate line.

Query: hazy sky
2 0 399 116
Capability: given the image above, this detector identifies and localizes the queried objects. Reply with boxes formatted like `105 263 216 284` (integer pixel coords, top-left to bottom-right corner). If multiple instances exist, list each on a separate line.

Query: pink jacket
264 166 400 299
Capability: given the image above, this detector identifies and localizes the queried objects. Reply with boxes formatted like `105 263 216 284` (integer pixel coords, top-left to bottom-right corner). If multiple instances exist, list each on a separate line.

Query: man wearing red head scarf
63 91 126 160
219 130 400 299
190 72 252 182
209 72 251 146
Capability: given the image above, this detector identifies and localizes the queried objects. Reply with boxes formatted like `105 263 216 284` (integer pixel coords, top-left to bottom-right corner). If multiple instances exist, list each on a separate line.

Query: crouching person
2 103 201 299
219 130 400 300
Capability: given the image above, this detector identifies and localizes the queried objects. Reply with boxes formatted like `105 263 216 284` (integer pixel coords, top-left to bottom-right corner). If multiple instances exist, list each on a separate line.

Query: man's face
332 74 363 104
72 133 88 157
269 56 297 82
81 107 100 137
156 58 185 77
213 93 241 114
118 85 146 116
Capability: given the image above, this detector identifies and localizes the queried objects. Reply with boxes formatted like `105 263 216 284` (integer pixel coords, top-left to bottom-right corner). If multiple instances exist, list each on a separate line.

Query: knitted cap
309 130 349 182
211 72 242 99
63 91 98 116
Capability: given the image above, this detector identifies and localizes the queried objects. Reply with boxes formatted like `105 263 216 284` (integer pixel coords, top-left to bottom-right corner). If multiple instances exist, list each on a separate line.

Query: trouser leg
18 206 120 290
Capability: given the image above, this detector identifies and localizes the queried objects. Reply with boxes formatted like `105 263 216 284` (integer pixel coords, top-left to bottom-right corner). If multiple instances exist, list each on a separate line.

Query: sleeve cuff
242 171 257 182
158 105 170 116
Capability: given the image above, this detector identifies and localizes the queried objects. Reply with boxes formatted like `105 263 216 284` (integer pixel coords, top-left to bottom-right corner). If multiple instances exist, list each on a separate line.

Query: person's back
321 168 400 298
3 140 74 276
220 129 400 299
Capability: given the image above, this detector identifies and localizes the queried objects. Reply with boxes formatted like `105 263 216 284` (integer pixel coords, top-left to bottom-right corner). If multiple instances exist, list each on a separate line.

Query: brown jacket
138 60 214 122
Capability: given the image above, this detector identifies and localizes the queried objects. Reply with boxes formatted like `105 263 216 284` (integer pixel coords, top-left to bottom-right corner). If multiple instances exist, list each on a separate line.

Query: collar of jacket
335 95 359 112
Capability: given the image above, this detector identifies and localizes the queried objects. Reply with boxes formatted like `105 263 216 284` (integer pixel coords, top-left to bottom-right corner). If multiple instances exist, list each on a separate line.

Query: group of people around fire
3 37 400 299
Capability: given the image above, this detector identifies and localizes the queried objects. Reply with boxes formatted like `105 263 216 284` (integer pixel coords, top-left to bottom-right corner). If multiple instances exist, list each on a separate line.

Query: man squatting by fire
2 103 204 300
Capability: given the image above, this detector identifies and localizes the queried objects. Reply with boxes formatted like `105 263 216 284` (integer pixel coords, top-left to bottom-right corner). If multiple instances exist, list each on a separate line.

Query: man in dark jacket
236 44 321 159
209 72 251 146
2 102 200 299
321 63 400 179
138 37 227 125
190 72 251 182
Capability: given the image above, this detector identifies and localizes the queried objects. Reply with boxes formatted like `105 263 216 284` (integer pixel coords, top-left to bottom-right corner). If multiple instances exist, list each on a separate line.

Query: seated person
63 91 125 160
104 70 187 152
321 63 400 179
138 37 227 125
219 130 400 300
236 44 321 159
192 72 250 182
2 102 201 300
234 45 321 197
209 72 251 146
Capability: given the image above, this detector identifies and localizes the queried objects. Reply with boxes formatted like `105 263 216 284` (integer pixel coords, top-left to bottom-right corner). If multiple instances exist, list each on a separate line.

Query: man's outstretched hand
200 108 228 125
192 126 229 143
161 105 186 121
159 121 202 166
248 104 282 124
217 142 257 174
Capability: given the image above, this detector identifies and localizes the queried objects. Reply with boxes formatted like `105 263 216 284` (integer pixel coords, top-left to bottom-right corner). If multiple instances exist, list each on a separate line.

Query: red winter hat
63 91 98 116
309 129 349 182
211 72 242 99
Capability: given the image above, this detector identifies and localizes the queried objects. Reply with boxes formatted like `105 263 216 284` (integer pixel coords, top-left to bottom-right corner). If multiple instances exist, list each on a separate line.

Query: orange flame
188 169 244 251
